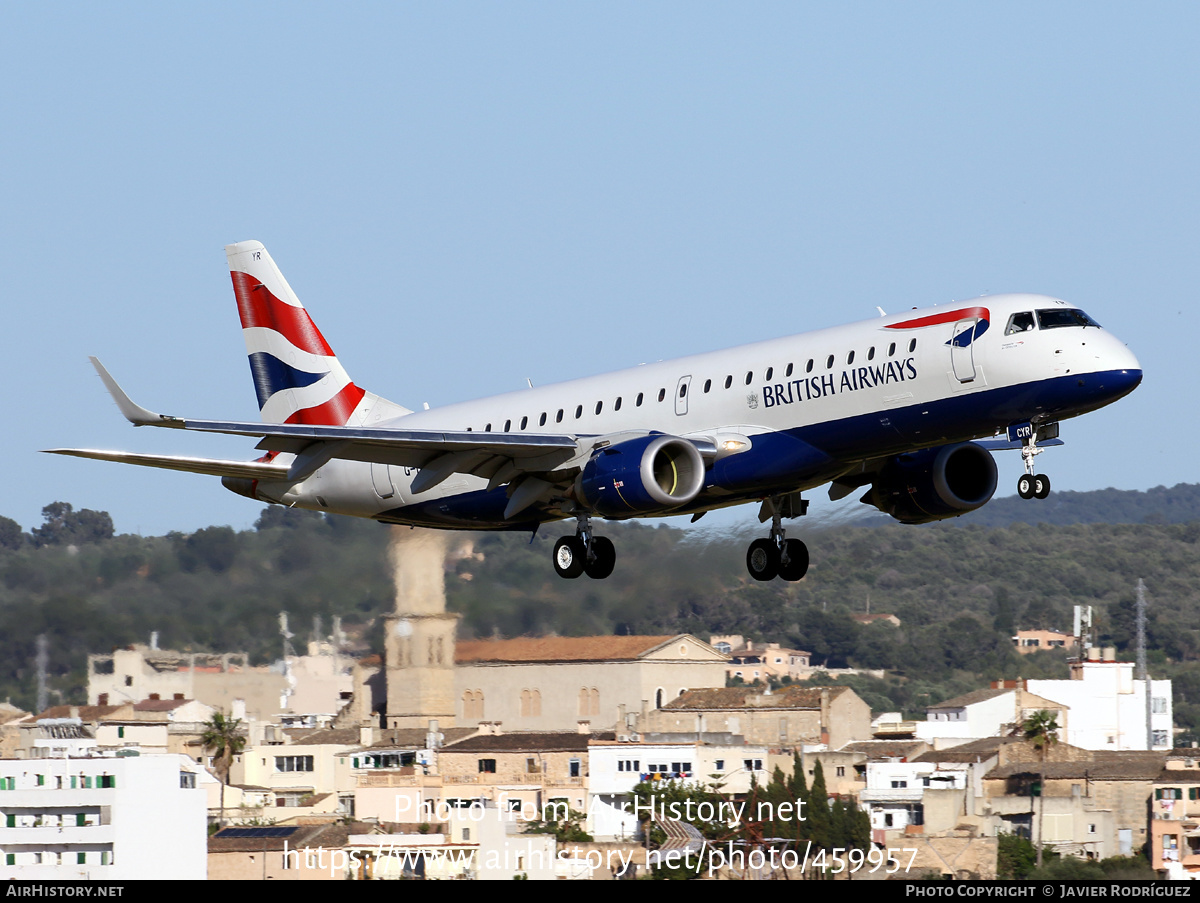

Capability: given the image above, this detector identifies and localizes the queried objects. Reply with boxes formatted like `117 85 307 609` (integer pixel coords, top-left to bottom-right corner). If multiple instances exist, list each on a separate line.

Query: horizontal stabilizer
42 448 290 481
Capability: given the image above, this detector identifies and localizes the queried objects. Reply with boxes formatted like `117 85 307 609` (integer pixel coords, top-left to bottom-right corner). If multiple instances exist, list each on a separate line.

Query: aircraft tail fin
225 240 411 426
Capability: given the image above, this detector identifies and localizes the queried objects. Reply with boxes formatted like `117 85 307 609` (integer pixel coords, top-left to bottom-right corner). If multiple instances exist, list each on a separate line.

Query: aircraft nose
1096 336 1142 400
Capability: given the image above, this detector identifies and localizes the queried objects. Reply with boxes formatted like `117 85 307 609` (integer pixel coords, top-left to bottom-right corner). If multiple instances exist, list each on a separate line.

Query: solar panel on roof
218 826 298 838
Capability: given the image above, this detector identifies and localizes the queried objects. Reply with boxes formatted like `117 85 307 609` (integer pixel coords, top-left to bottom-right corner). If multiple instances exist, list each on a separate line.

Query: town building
981 745 1162 859
1149 751 1200 879
1026 657 1172 751
587 735 771 840
451 635 728 732
917 685 1066 747
1013 629 1076 654
638 684 872 749
0 753 207 879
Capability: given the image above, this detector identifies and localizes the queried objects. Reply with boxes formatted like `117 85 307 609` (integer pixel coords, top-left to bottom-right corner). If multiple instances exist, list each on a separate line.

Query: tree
31 502 114 547
202 712 247 827
0 516 24 550
1022 710 1060 869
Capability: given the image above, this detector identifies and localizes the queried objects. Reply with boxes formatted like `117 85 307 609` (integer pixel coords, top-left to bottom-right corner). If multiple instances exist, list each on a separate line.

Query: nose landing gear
746 493 809 582
1017 427 1053 500
552 513 616 579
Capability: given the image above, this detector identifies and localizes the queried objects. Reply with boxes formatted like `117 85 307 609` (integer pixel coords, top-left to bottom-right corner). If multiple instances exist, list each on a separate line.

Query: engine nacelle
861 442 997 524
576 434 706 517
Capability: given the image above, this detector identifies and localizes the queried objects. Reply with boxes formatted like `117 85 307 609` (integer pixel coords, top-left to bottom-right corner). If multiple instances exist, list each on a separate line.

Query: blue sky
3 4 1195 537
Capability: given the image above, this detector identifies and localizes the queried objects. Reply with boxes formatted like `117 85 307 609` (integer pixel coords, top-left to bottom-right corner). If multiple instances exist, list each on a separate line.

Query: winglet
89 357 184 428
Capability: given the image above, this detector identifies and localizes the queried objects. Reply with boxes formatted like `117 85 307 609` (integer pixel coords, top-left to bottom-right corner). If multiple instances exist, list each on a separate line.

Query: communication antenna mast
35 635 48 713
279 611 296 659
1136 579 1152 748
279 611 296 710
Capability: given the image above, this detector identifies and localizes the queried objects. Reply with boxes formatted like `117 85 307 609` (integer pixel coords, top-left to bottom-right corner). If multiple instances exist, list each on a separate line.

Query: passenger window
805 359 814 373
485 424 491 432
636 393 644 406
724 375 732 389
826 355 834 369
595 401 602 415
745 372 753 385
521 416 528 430
888 343 896 357
867 347 875 361
785 363 793 377
503 420 511 431
765 367 773 380
658 388 666 402
908 339 917 353
703 379 711 393
614 397 622 411
1006 311 1035 335
555 409 563 423
847 351 855 365
575 405 582 419
539 413 547 426
679 384 687 398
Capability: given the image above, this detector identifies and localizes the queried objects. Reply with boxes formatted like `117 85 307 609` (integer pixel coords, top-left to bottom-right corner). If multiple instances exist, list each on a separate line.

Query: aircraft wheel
553 536 586 579
1033 474 1051 500
585 536 616 579
746 538 779 581
1017 474 1035 499
778 538 809 582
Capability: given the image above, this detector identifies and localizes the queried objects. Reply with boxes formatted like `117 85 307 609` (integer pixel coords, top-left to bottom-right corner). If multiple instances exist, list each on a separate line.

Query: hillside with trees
1 486 1199 738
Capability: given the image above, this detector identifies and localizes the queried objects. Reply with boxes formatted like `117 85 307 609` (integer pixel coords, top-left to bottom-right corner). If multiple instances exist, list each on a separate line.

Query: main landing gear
1016 427 1052 500
552 513 615 580
746 493 809 582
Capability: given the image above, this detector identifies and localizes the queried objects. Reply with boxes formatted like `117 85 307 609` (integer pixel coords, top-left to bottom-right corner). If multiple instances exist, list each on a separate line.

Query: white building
915 686 1066 747
1027 659 1172 751
0 754 207 879
858 759 969 833
587 737 769 840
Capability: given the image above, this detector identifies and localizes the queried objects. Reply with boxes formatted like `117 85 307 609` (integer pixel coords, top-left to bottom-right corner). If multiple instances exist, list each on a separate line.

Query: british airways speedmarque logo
886 306 991 347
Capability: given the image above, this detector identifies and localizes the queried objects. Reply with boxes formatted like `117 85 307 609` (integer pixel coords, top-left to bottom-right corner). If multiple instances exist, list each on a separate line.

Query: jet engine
575 434 706 517
860 442 997 524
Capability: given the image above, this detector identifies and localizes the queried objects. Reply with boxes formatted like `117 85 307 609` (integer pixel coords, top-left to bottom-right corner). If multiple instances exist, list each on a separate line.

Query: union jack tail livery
225 241 410 426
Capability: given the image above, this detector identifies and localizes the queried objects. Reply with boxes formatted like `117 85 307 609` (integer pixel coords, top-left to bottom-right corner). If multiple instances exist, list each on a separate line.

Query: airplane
47 241 1143 581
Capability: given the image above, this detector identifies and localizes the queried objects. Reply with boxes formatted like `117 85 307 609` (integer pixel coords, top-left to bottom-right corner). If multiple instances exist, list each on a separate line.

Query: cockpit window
1005 312 1035 335
1036 308 1102 330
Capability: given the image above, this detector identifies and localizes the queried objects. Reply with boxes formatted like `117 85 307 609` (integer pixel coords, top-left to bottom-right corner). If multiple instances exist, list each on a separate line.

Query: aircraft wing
43 449 292 481
47 359 584 496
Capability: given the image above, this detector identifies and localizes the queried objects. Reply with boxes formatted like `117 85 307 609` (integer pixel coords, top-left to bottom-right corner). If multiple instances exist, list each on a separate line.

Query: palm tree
1022 710 1060 869
201 711 247 828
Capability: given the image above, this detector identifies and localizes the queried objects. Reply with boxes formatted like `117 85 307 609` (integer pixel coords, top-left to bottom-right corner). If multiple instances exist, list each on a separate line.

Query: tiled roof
442 732 614 753
1155 769 1200 785
33 705 124 722
132 698 191 712
838 740 930 759
455 635 685 664
662 686 845 711
282 728 366 747
209 823 362 853
928 688 1013 710
343 727 480 752
913 738 1017 763
986 751 1165 781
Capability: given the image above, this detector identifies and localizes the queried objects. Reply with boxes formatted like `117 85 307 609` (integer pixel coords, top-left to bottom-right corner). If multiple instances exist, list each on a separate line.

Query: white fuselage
262 293 1140 527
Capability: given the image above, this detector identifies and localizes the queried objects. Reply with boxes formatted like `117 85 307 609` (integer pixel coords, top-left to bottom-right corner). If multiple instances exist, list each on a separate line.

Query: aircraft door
950 319 978 383
675 375 692 415
371 462 396 499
